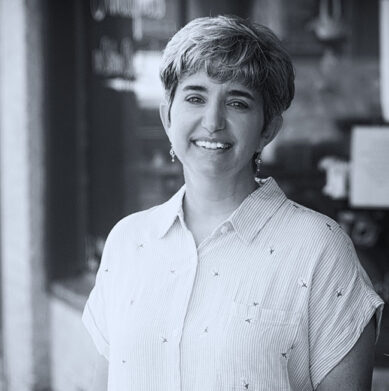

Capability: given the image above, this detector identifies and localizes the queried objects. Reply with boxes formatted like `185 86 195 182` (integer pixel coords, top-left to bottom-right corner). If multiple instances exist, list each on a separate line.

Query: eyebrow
228 89 255 101
182 85 208 92
182 85 255 101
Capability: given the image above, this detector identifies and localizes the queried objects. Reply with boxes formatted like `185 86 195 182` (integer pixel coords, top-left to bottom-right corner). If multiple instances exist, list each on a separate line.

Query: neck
183 167 257 222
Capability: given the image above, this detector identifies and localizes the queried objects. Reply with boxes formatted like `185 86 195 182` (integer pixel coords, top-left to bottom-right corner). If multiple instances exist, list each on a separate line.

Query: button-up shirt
82 177 384 391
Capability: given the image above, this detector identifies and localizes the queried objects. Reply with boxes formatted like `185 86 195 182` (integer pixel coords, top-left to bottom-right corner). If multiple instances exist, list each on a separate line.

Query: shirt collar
153 184 186 239
229 177 287 244
153 177 287 243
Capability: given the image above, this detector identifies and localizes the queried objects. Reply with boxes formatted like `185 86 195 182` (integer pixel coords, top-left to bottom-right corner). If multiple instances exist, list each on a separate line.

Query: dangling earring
254 152 262 184
169 145 176 163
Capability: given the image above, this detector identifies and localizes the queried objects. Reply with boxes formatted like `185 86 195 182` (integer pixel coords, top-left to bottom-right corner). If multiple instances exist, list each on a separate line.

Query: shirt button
220 225 229 234
172 329 181 338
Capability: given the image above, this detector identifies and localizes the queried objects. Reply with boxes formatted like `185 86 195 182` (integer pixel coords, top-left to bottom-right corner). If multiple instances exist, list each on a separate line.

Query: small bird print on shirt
298 278 308 288
240 378 250 389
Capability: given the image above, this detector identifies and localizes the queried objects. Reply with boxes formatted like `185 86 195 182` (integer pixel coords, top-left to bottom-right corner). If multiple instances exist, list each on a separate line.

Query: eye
185 95 204 104
228 100 249 110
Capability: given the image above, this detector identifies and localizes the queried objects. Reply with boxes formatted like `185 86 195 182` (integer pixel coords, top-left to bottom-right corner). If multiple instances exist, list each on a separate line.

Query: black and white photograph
0 0 388 390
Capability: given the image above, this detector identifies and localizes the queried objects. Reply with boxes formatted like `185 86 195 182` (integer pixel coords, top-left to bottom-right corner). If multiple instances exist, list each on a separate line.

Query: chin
187 163 239 179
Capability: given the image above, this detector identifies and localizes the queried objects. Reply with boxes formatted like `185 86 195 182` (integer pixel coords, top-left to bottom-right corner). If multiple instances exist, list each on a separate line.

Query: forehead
176 70 261 100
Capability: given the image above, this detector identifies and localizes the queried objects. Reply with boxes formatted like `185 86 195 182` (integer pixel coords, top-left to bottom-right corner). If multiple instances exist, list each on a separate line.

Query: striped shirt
82 177 384 391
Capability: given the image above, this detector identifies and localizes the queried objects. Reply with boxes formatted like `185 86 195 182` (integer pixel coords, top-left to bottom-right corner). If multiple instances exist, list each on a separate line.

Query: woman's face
160 70 275 180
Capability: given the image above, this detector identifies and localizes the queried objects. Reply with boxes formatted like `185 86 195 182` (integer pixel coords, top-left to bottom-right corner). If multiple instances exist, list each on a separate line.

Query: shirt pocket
232 302 301 325
214 302 301 390
227 302 301 354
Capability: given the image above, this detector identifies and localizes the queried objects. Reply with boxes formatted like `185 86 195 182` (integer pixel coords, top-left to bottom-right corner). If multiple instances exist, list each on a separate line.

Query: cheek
251 118 265 146
240 121 262 148
169 112 196 141
168 124 191 153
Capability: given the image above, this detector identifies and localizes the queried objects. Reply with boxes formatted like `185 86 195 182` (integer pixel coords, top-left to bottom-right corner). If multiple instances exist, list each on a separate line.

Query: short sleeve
82 230 115 360
308 227 384 389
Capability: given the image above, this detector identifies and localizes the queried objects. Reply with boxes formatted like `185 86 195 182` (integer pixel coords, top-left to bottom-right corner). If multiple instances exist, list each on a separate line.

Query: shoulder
282 199 348 246
105 203 166 246
99 202 169 272
275 199 356 274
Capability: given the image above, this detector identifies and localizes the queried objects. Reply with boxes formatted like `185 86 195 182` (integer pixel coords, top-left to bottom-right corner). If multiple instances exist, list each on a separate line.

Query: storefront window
46 0 184 279
84 0 184 272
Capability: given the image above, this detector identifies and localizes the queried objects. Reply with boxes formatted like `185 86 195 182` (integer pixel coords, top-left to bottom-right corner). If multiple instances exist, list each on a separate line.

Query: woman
83 15 384 390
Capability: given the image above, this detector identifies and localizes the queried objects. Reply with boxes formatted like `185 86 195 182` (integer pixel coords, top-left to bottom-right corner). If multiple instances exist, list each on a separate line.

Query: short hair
160 15 295 126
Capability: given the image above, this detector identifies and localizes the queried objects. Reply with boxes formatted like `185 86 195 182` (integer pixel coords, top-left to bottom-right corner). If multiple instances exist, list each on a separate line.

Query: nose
201 102 226 133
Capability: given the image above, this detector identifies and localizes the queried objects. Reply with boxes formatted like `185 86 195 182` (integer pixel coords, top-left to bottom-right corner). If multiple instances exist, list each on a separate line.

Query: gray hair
160 15 295 126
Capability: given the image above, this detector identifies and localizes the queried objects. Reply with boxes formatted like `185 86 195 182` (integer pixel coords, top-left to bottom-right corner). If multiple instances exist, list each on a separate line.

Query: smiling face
160 71 280 182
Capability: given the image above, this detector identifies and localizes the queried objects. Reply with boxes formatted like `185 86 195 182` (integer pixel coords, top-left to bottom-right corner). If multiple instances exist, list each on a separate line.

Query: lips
192 138 232 150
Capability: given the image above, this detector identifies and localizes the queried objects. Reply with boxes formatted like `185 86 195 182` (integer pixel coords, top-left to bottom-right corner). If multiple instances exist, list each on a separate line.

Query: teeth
194 140 230 150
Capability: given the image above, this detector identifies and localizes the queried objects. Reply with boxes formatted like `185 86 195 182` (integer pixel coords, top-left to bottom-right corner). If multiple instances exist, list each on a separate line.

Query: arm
316 318 376 391
90 353 109 391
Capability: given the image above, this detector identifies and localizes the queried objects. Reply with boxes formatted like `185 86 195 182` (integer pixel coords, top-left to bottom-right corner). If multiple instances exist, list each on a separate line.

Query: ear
257 115 283 152
159 99 170 136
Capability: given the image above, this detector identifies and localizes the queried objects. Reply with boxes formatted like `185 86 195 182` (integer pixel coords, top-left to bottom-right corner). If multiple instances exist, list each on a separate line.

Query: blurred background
0 0 388 390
